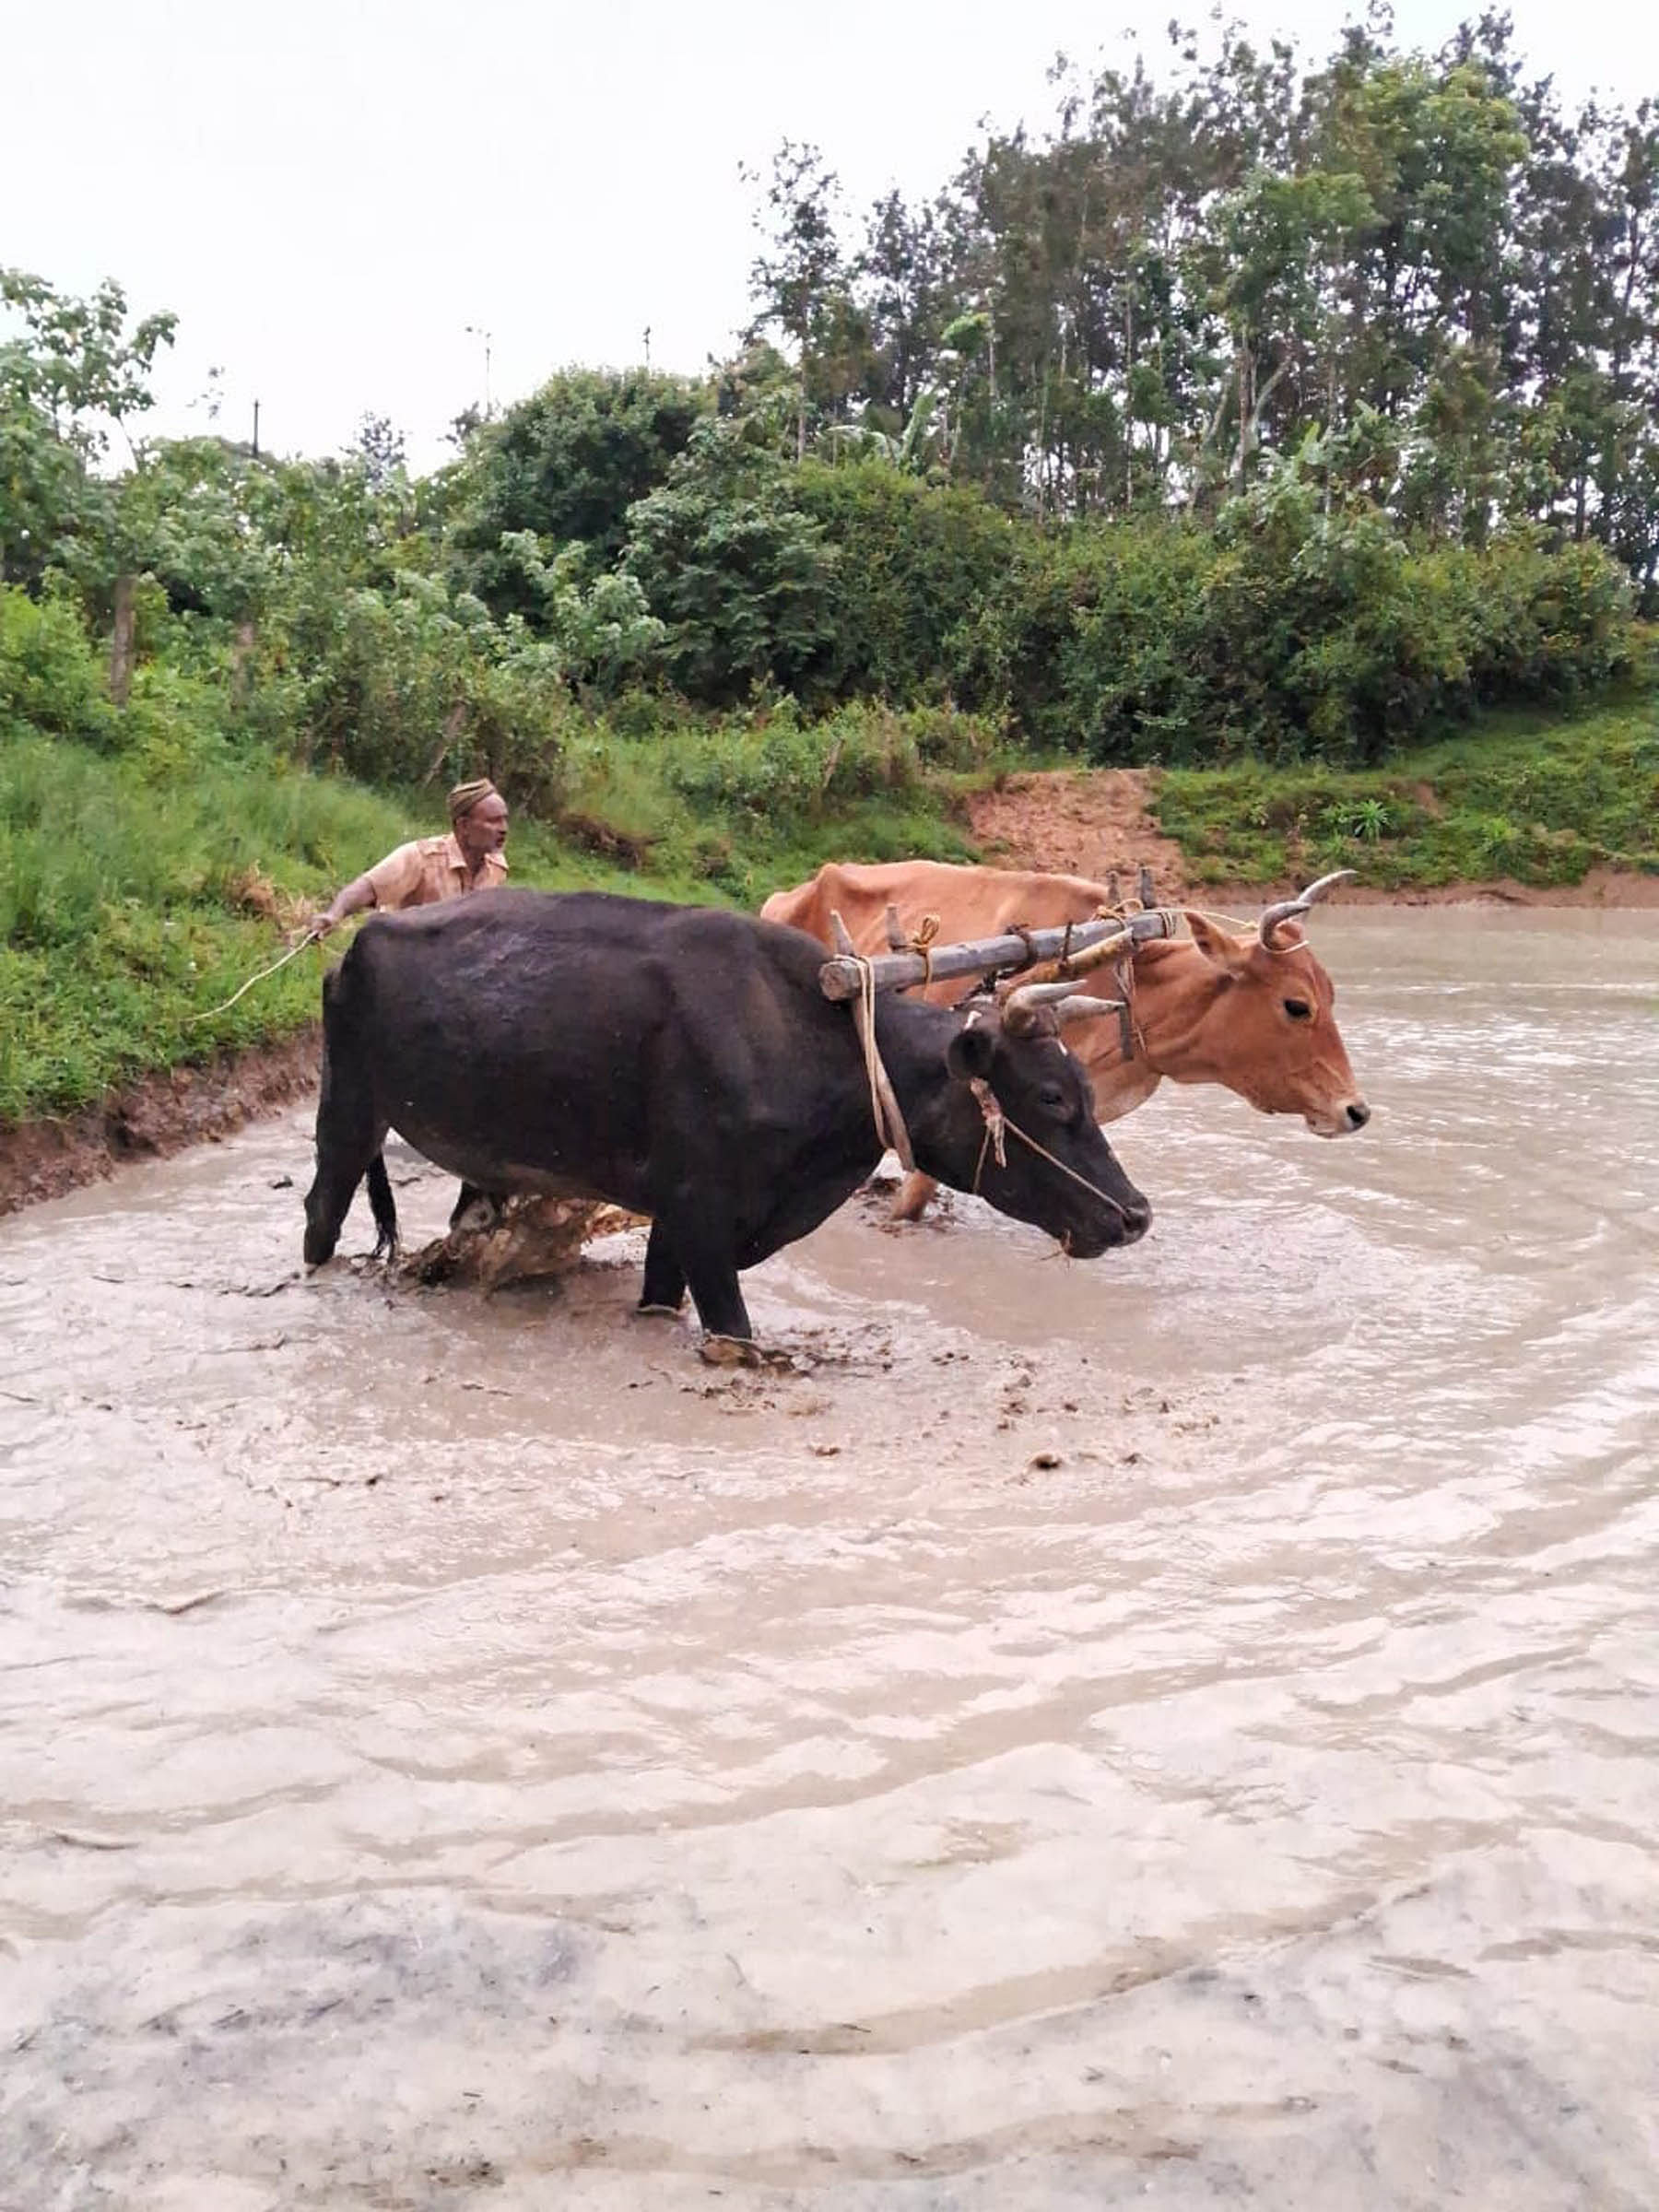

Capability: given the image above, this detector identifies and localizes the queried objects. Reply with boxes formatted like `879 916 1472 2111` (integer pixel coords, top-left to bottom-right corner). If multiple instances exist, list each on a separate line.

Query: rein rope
185 926 325 1024
968 1077 1136 1223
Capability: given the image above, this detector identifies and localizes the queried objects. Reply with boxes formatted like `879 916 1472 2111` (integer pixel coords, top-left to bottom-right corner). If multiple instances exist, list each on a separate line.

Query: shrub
794 460 1018 704
0 584 114 747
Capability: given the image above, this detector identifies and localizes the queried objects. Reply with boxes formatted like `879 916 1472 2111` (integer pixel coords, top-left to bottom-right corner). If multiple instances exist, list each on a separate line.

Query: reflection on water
1 910 1656 2208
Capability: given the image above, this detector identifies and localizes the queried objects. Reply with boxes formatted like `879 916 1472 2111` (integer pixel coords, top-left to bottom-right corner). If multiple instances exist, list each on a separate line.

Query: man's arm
313 871 379 935
312 841 423 935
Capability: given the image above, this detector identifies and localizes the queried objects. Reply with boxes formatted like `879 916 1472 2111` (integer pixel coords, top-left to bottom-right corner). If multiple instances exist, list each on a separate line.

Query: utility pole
643 324 652 374
465 324 493 418
252 398 260 457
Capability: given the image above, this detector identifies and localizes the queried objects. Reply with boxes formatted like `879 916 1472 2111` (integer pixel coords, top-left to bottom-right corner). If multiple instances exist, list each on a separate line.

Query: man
309 775 512 1245
313 777 510 936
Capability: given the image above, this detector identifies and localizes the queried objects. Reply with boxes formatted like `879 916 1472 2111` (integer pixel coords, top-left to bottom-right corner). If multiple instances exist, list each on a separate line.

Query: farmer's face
457 793 509 862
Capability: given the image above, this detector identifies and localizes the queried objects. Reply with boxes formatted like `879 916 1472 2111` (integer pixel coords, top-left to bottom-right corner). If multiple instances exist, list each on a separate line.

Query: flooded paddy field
2 910 1656 2209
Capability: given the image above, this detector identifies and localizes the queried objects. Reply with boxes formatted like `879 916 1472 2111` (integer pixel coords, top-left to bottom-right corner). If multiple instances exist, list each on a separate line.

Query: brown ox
760 859 1370 1220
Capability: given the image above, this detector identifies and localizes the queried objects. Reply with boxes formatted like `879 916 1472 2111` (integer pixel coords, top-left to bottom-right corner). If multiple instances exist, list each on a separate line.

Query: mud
0 1026 320 1219
2 909 1658 2209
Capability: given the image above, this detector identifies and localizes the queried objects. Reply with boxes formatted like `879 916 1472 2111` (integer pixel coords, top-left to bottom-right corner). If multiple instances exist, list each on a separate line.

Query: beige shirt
364 833 508 912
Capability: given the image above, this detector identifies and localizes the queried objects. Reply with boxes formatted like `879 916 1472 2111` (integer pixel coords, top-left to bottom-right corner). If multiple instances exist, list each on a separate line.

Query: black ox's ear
946 1021 998 1083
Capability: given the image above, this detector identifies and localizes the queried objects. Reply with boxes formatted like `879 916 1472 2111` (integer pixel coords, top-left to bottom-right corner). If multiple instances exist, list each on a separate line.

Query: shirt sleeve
364 841 428 910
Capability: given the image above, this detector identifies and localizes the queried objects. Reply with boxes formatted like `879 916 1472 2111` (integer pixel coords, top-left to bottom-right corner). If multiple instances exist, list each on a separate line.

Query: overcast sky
10 0 1655 473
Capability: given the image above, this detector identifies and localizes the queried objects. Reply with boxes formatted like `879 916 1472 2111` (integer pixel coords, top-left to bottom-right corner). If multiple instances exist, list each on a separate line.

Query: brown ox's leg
889 1170 939 1223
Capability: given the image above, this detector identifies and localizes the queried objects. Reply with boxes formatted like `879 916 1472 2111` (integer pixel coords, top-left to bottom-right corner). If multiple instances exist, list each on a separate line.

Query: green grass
1151 686 1659 888
0 706 991 1124
8 680 1657 1130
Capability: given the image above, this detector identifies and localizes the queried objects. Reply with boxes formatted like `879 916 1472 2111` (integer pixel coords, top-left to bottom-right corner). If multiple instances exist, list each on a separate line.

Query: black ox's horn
1001 976 1126 1035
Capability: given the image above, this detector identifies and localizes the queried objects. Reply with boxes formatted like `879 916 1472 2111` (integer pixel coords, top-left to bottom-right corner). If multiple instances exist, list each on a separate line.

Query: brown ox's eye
1284 997 1313 1021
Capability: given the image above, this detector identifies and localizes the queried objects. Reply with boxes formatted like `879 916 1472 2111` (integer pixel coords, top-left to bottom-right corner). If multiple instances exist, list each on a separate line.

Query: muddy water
2 910 1656 2210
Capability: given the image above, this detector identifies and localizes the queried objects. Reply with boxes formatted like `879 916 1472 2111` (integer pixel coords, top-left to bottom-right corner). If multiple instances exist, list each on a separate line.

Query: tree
620 416 839 702
447 369 710 621
0 269 176 584
744 141 853 462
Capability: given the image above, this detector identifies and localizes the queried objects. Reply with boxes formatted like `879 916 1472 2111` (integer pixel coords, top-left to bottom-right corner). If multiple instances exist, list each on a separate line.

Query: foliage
0 584 116 747
1 268 176 587
792 459 1018 703
619 417 841 703
447 368 710 616
736 23 1659 601
1152 688 1659 887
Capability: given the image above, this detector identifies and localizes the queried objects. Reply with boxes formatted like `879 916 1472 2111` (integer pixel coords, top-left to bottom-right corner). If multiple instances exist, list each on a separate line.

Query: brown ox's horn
1257 869 1357 949
1002 976 1127 1033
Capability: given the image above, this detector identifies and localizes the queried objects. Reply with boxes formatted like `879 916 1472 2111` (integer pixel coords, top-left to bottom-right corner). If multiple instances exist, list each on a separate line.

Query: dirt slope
966 767 1659 910
965 769 1190 895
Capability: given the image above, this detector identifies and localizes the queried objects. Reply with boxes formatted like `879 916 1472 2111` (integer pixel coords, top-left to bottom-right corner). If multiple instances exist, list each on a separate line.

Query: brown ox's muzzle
1306 1096 1371 1137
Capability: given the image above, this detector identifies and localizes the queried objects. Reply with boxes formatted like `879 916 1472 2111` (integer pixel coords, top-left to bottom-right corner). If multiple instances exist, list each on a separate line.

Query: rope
185 926 325 1024
909 911 940 985
971 1091 1137 1225
846 951 917 1172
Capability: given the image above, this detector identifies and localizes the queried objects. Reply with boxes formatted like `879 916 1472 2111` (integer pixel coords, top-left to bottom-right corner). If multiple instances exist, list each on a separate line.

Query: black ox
302 889 1152 1343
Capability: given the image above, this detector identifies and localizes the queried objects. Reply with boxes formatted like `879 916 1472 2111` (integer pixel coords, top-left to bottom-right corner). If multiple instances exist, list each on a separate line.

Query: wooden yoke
818 908 1183 1003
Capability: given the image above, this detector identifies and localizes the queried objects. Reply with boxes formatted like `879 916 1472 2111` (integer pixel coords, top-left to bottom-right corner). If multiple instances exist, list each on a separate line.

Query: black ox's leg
653 1207 750 1342
302 1052 389 1268
638 1220 688 1317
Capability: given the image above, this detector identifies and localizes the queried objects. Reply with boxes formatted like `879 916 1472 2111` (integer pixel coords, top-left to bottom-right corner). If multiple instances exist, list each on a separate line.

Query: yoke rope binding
845 949 917 1172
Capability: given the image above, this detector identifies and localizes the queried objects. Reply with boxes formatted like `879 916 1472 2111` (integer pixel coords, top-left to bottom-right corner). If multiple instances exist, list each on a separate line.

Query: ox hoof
636 1301 685 1319
699 1334 762 1369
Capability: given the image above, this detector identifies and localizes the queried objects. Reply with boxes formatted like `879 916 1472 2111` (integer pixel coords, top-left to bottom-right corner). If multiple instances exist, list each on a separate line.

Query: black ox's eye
1038 1083 1068 1112
1283 997 1313 1022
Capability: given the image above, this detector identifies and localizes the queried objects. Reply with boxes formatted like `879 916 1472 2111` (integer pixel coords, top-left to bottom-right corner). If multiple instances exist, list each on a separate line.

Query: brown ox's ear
947 1021 999 1082
1184 912 1251 973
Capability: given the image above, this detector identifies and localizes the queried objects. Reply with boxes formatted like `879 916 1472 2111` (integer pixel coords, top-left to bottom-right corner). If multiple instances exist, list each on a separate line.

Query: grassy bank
0 703 989 1124
6 683 1655 1131
1152 687 1659 888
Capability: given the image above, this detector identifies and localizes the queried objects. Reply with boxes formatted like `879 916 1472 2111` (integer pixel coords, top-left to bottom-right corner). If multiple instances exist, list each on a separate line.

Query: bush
450 369 712 620
0 585 115 747
660 699 995 827
991 484 1636 767
794 460 1019 704
622 420 841 705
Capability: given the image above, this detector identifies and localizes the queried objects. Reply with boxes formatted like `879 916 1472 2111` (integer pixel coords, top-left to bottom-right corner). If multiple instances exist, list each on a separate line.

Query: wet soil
3 910 1657 2208
0 1026 320 1219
